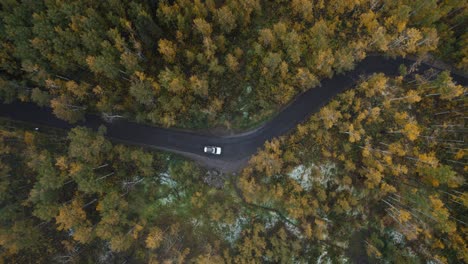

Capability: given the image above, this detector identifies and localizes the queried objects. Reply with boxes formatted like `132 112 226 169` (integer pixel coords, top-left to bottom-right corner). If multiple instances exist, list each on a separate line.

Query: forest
1 0 466 129
0 0 467 263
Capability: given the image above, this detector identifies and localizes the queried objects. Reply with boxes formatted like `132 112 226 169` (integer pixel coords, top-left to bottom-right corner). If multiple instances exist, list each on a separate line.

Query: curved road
1 56 466 172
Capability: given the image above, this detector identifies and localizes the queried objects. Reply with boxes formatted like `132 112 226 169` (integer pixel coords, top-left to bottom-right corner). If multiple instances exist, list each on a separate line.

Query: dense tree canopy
0 0 466 129
238 70 467 263
1 69 465 263
0 0 466 263
0 123 245 262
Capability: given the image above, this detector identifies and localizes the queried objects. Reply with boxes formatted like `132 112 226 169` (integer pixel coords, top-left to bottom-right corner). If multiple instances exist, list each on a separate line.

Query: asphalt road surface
1 56 466 172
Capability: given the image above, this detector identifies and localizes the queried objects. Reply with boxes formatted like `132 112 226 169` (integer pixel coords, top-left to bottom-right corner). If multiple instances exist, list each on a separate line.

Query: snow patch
318 162 337 185
160 172 177 188
288 162 338 190
288 165 313 191
285 221 303 239
389 230 405 245
317 250 329 264
157 171 180 205
218 215 249 244
158 195 176 206
264 212 280 230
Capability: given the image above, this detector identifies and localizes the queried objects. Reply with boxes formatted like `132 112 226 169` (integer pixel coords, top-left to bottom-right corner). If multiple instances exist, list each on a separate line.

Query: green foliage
0 0 464 130
0 123 243 262
239 71 467 263
0 0 467 262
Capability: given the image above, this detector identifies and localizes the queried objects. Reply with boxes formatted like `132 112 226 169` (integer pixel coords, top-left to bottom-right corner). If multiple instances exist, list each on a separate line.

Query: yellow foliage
394 112 409 125
343 175 352 185
380 182 396 194
132 224 144 239
440 81 464 100
314 219 327 240
429 195 456 233
321 147 332 157
454 149 465 160
225 53 239 72
145 227 163 250
249 139 283 176
360 11 378 32
135 71 146 81
383 155 392 165
55 199 87 232
418 152 438 167
319 104 342 129
193 18 212 36
189 75 208 97
65 81 88 99
367 107 381 123
93 85 103 95
430 195 444 210
69 162 82 175
366 74 388 97
364 168 382 189
366 241 382 259
361 147 370 158
258 28 275 48
403 122 420 141
405 90 421 103
432 239 445 249
389 142 406 156
55 156 68 171
24 131 35 145
291 0 313 22
453 192 468 207
344 160 356 172
398 209 411 223
73 226 93 244
302 223 313 238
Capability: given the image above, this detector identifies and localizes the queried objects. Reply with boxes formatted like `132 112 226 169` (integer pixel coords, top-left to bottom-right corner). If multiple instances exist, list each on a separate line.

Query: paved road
1 56 466 172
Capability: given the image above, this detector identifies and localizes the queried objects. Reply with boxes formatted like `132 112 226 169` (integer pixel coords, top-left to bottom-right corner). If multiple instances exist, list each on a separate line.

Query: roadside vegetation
0 120 244 262
238 70 466 263
1 70 465 263
0 0 466 129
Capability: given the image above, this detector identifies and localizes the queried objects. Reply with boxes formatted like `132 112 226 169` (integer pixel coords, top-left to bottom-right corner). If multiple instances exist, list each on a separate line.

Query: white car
204 146 222 155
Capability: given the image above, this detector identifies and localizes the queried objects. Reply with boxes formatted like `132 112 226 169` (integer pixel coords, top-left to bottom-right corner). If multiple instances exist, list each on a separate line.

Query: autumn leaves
239 70 466 262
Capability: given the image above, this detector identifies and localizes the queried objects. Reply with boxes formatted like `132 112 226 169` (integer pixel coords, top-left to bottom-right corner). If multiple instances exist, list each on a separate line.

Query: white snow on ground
159 171 177 188
285 221 303 239
316 249 349 264
317 250 329 264
158 194 176 205
157 171 180 205
190 217 202 229
389 230 405 245
264 212 280 230
319 162 336 179
408 248 418 258
217 215 249 244
287 162 337 190
288 165 313 191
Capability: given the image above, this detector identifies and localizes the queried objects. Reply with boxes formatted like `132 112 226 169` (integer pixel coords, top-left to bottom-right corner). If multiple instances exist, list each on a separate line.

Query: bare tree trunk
97 172 115 181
